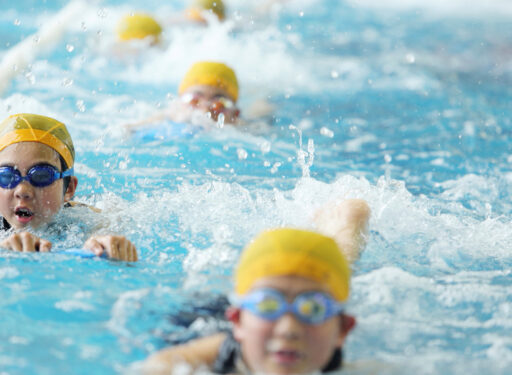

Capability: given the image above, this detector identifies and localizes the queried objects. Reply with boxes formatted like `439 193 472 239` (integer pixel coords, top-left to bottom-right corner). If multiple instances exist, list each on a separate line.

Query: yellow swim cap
186 0 225 22
0 113 75 169
179 61 239 102
117 13 162 42
235 228 351 302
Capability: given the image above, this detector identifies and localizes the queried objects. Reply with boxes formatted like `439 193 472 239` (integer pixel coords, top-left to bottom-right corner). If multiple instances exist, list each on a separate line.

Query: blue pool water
1 0 512 374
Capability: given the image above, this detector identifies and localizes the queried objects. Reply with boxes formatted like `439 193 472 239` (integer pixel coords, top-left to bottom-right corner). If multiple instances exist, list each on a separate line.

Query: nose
273 313 304 340
14 181 34 200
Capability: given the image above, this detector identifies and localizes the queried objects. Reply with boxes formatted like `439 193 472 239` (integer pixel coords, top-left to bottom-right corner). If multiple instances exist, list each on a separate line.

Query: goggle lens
28 166 55 187
240 288 344 325
0 165 73 189
0 169 18 188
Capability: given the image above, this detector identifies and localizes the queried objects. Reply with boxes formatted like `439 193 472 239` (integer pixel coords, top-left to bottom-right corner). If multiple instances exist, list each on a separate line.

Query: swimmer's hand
0 232 52 252
84 235 138 262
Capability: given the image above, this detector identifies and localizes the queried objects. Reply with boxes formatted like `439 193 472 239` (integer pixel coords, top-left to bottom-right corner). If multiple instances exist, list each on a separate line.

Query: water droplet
97 8 108 18
25 72 36 84
61 78 74 87
81 22 87 31
66 44 74 52
76 100 86 113
237 148 248 160
299 11 304 17
331 70 339 79
384 154 392 163
13 19 20 26
406 53 415 63
270 162 281 174
260 141 271 153
216 113 225 128
286 24 292 31
299 119 313 129
320 127 334 138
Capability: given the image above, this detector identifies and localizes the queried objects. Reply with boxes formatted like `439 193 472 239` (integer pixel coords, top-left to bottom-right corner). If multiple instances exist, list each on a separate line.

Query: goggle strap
62 167 74 177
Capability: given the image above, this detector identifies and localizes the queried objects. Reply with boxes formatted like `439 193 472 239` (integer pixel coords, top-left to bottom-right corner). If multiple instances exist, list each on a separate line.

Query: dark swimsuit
212 332 343 374
1 217 11 231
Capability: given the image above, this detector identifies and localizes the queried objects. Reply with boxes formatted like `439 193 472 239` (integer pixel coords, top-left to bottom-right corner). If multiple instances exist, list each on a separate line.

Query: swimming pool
1 0 511 374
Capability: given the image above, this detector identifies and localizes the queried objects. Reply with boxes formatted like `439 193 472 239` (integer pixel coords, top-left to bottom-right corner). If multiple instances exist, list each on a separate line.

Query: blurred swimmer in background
126 61 241 135
184 0 226 25
161 0 226 27
109 12 164 60
116 12 163 45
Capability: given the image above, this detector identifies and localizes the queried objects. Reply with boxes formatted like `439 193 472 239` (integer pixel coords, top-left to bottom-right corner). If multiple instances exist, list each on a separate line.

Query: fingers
21 232 36 252
0 232 137 261
84 235 138 262
83 237 106 257
0 232 52 252
38 239 52 253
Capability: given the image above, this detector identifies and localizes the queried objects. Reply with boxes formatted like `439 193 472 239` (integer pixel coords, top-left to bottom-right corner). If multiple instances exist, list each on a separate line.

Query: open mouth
272 349 301 364
15 207 34 220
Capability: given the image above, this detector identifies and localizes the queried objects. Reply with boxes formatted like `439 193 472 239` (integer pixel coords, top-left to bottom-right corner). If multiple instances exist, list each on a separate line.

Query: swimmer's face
180 84 240 124
0 142 77 229
229 275 354 375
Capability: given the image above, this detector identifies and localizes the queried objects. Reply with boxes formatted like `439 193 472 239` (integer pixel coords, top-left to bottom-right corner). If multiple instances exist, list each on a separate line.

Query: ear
336 314 356 347
64 176 78 202
226 307 244 341
225 306 241 323
342 314 356 333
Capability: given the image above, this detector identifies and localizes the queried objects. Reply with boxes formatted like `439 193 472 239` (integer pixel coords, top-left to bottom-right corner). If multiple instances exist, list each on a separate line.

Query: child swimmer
116 0 225 46
126 61 241 133
144 228 358 374
116 13 163 45
0 113 137 261
185 0 226 24
143 199 370 374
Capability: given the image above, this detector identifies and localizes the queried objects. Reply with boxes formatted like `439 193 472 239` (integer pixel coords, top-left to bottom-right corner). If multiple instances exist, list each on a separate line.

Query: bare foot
313 199 370 263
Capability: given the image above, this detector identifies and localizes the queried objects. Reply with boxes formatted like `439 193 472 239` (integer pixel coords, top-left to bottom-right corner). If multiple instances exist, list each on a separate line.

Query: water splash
290 124 315 178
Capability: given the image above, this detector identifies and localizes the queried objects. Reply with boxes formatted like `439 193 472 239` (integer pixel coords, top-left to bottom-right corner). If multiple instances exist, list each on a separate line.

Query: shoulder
144 333 228 374
65 201 101 213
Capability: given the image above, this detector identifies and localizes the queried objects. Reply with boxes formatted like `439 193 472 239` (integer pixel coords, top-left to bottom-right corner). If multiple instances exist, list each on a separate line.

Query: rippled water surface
1 0 512 374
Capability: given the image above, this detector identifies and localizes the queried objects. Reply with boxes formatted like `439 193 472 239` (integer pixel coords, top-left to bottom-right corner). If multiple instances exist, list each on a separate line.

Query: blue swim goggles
237 288 345 325
0 165 74 189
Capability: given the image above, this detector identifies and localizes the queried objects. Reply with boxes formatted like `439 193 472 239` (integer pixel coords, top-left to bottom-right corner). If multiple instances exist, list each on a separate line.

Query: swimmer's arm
124 100 188 132
143 333 227 374
243 98 275 120
313 198 370 263
123 111 171 132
